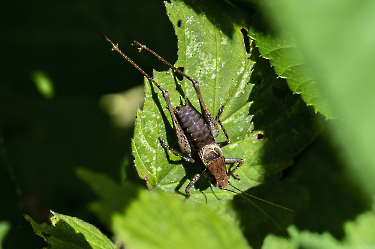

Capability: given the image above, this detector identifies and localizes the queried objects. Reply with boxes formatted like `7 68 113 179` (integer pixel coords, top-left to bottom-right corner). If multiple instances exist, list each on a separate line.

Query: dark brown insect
101 35 243 198
101 34 291 239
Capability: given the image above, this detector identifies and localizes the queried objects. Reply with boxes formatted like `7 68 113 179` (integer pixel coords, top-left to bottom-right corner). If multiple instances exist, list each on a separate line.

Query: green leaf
132 0 323 203
263 200 375 249
77 168 250 249
25 211 116 249
251 32 333 119
260 0 375 201
133 0 254 201
113 188 250 249
75 167 140 228
0 221 10 247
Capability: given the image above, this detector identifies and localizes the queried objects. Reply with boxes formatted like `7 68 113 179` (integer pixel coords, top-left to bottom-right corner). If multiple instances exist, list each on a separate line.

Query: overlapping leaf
252 32 333 119
263 202 375 249
133 0 322 203
76 168 250 249
25 211 116 249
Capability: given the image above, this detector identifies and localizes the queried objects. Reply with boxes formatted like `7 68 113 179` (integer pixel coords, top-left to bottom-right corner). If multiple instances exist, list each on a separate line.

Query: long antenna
228 182 292 211
224 182 291 241
100 33 164 93
131 40 193 83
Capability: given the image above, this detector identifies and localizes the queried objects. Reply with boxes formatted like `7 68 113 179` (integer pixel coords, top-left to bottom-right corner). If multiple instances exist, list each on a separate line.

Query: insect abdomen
177 105 215 153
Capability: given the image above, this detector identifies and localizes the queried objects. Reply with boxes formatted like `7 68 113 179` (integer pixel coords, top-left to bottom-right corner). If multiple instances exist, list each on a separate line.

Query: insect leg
158 89 192 156
132 40 219 138
224 158 244 180
185 167 205 199
216 106 231 148
101 35 192 155
158 138 195 163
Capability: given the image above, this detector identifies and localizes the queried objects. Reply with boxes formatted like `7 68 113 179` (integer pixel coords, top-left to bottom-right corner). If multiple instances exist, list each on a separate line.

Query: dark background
0 0 177 247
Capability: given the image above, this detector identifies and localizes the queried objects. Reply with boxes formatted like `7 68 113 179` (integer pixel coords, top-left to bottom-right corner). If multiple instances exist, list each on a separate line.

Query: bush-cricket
101 34 292 239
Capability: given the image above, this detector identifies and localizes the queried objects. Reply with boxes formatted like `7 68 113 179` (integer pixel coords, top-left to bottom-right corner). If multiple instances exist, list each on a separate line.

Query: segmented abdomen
176 105 215 155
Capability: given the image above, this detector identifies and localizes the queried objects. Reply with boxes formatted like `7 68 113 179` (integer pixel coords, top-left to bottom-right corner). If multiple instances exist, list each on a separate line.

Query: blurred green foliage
1 0 176 247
